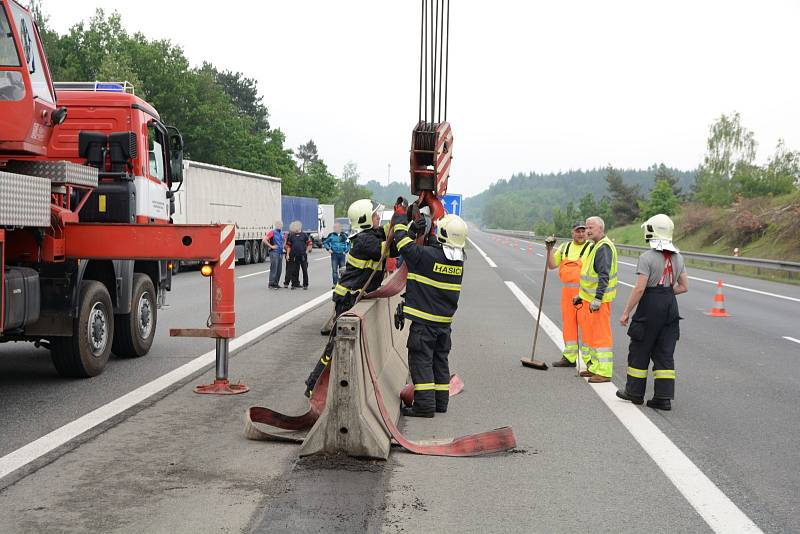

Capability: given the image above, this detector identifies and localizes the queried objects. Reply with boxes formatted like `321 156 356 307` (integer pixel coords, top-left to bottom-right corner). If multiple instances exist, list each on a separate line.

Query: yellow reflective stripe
394 224 409 232
407 272 461 291
334 284 361 296
653 369 676 379
397 237 413 250
627 366 648 379
434 384 450 391
346 254 383 271
333 284 348 296
320 354 331 365
403 305 454 323
414 383 436 391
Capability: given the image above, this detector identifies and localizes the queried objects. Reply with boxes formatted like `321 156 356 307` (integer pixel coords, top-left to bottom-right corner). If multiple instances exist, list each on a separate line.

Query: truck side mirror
167 127 184 183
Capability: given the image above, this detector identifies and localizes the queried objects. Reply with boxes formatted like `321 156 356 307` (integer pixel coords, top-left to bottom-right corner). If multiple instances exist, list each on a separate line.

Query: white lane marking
467 237 497 268
619 260 637 267
0 291 333 482
314 256 330 262
504 280 763 534
784 336 800 345
688 276 800 304
238 269 268 279
619 281 634 288
536 253 544 257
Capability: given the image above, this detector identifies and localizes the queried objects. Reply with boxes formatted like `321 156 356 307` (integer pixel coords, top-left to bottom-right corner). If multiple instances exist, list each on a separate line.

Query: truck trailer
171 160 281 268
281 195 319 239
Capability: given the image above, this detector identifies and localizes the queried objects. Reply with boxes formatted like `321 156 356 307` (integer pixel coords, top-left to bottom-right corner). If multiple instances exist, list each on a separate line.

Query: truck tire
243 240 253 264
259 242 268 263
112 273 157 358
51 281 114 378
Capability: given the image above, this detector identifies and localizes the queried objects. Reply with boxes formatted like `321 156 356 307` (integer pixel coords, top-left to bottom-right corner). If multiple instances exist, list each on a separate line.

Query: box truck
172 160 281 268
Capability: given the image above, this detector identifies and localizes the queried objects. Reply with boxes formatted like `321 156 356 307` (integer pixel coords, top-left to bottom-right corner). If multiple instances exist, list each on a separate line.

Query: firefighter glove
589 299 601 312
572 295 582 306
409 216 428 238
544 235 557 247
394 301 406 331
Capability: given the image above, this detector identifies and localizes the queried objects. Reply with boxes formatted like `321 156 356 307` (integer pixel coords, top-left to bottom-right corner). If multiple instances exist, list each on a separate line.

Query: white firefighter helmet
347 199 384 235
436 214 468 249
642 214 678 252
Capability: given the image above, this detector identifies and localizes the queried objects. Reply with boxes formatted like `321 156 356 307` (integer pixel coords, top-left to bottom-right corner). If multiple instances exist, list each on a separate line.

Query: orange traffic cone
705 280 731 317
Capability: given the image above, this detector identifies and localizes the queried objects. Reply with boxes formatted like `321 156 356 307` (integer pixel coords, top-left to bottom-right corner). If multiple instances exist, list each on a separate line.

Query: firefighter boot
615 390 644 405
401 405 434 418
646 398 672 411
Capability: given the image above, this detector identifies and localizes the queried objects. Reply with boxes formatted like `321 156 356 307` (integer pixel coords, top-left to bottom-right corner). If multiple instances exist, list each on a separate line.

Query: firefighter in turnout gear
575 216 619 383
616 214 689 411
546 221 593 368
392 212 467 417
303 198 396 397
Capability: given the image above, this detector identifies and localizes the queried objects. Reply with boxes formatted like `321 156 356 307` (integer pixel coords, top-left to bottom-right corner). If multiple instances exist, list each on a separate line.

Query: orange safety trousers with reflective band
577 301 613 377
559 258 587 364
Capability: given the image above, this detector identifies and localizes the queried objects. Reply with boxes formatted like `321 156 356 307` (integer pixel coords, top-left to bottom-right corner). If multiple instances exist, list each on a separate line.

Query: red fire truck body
1 0 236 381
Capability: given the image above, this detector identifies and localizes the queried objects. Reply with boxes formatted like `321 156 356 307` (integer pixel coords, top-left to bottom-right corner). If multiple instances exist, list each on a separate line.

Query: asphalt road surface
0 230 797 533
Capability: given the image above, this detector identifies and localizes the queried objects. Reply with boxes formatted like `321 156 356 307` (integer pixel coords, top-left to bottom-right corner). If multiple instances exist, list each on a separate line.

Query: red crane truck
1 0 240 390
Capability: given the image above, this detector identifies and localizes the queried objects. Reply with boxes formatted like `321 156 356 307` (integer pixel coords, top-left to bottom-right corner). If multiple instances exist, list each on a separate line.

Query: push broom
520 239 556 370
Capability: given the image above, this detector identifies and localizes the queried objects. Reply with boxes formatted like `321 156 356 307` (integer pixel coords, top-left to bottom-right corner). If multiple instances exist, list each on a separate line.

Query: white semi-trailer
172 160 281 268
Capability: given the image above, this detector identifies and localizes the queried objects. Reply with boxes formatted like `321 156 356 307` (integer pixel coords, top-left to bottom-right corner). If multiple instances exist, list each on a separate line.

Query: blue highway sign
443 194 462 216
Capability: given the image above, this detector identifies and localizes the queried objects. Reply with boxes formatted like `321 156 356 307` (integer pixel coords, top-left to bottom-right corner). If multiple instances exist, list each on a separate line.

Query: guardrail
484 228 800 275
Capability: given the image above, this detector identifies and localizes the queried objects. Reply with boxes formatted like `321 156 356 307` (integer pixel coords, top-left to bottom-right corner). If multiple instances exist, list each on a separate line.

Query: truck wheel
251 240 262 263
51 281 114 378
112 273 157 358
259 242 268 263
243 240 253 264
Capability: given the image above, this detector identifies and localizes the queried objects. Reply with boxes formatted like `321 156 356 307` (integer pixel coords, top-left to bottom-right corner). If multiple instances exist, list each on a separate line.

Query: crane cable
418 0 450 127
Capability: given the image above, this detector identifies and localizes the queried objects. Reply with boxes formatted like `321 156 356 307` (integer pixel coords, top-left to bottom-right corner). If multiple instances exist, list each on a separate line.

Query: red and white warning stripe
220 225 236 269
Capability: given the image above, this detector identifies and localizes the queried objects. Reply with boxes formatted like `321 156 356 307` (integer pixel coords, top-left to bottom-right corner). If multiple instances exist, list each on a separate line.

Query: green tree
605 165 641 225
654 163 682 198
641 180 679 219
578 193 599 220
732 140 799 198
296 140 320 175
694 112 757 206
335 162 372 216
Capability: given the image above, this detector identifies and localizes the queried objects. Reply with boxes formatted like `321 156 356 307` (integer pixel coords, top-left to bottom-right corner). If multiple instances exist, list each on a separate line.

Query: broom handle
530 243 552 359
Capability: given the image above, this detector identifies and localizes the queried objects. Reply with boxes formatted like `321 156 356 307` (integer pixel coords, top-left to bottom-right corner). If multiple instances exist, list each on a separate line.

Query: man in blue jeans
263 221 285 289
322 222 350 289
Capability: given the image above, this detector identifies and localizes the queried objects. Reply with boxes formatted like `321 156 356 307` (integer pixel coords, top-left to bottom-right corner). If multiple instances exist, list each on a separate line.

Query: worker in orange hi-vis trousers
545 221 593 368
574 216 618 383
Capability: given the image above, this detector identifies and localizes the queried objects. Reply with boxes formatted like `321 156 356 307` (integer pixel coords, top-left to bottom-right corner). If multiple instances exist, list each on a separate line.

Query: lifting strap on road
245 306 516 457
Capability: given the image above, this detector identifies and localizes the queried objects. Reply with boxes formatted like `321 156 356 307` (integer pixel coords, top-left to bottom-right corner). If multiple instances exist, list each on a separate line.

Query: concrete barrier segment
300 295 409 459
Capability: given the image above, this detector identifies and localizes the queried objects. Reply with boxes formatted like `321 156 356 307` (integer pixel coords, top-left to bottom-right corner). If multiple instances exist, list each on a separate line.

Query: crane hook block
409 121 453 223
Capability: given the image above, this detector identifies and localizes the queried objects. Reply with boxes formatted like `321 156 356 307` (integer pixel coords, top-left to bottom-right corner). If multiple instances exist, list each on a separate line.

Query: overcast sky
41 1 800 197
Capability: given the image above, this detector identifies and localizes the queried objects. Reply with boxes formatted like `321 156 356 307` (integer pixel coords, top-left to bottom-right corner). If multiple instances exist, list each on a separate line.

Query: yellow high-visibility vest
578 236 618 302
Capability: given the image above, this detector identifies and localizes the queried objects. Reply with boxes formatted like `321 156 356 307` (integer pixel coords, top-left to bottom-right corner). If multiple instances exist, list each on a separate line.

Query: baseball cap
572 221 586 229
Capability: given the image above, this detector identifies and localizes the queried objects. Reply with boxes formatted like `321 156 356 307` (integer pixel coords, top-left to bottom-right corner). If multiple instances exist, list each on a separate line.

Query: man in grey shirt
617 214 689 411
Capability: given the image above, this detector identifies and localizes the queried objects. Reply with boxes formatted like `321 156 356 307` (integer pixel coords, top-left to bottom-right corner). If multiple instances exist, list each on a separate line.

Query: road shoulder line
0 291 332 483
466 237 497 268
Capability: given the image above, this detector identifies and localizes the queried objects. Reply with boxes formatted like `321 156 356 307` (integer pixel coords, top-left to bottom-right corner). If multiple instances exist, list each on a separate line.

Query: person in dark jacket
322 222 351 289
303 198 398 397
284 221 312 289
263 221 285 289
392 212 468 417
616 214 689 411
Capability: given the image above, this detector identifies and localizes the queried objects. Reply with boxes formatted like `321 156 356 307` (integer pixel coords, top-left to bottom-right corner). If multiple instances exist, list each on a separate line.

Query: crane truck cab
1 0 187 378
